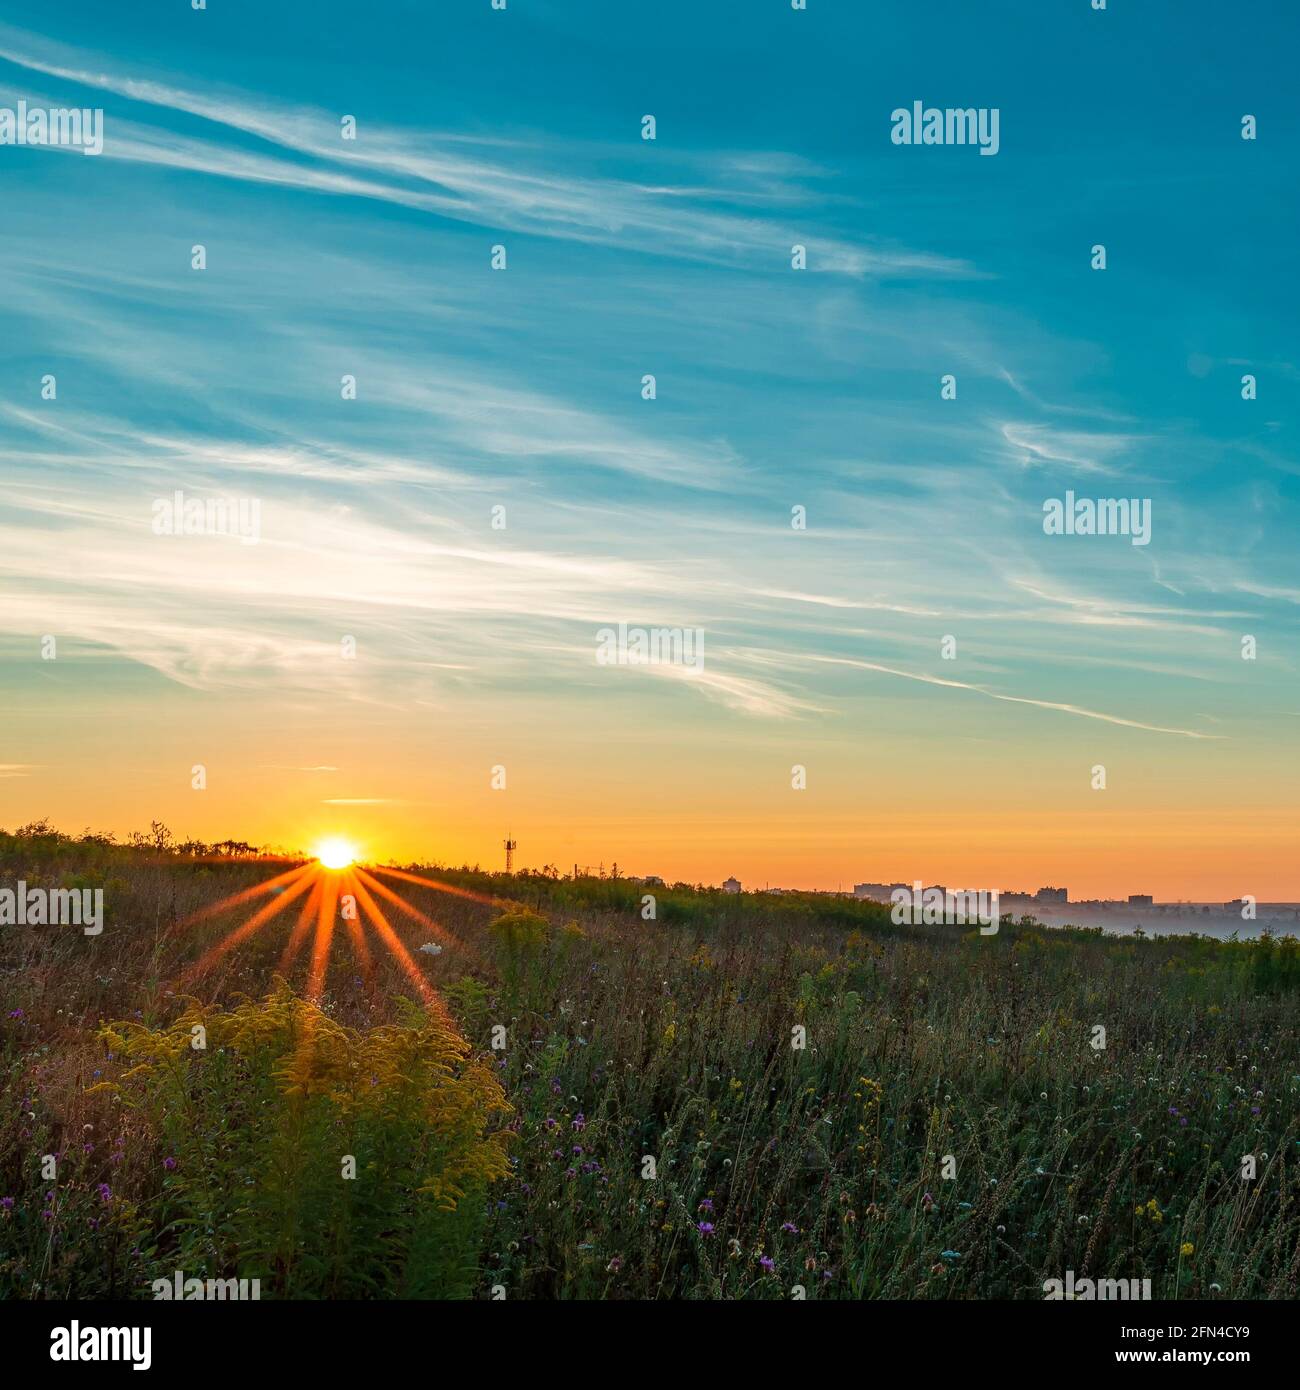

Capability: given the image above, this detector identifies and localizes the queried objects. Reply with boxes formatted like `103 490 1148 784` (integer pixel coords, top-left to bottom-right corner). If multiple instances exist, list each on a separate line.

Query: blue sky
0 2 1297 893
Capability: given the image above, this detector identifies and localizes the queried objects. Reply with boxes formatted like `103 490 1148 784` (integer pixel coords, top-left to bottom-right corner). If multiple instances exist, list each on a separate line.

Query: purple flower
0 1196 14 1210
162 1157 177 1171
96 1183 112 1202
759 1255 775 1272
698 1198 714 1212
572 1114 586 1131
781 1221 799 1234
697 1222 715 1236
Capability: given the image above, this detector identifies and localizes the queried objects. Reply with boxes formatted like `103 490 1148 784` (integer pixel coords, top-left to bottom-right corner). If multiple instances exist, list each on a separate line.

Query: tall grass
1 825 1296 1299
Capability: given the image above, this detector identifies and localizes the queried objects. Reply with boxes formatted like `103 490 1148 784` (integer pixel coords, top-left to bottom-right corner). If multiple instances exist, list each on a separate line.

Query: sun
313 836 357 871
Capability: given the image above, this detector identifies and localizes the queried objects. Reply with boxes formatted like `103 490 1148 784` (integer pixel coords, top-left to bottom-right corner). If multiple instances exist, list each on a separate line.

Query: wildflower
606 1256 622 1273
697 1222 715 1236
572 1114 586 1131
781 1221 799 1234
162 1156 177 1171
759 1255 775 1273
698 1198 714 1212
0 1197 13 1210
1180 1243 1194 1257
96 1183 112 1202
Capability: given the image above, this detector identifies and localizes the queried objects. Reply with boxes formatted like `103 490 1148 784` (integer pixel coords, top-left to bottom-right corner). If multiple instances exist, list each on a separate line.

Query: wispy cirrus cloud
797 654 1223 740
0 25 969 277
999 421 1140 475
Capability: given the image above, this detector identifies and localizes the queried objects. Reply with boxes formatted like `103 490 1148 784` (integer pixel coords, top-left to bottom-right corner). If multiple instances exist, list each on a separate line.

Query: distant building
721 876 741 894
641 875 665 887
1128 894 1154 907
853 882 904 902
1035 886 1068 903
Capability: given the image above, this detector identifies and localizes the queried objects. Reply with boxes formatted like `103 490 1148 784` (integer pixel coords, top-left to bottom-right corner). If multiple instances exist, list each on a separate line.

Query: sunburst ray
178 866 316 986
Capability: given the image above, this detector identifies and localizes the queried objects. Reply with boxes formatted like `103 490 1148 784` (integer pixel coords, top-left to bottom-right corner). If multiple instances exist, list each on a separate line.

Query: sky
0 0 1297 898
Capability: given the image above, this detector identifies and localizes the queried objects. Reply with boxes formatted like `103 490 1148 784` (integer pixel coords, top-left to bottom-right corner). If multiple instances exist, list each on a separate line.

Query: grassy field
2 823 1297 1300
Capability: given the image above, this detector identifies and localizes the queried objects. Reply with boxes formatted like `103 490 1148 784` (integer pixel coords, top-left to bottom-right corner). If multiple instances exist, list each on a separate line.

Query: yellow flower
1180 1242 1194 1257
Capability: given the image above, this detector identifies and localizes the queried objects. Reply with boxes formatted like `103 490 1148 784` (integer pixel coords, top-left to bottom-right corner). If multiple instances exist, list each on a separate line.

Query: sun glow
173 853 497 1006
314 837 357 870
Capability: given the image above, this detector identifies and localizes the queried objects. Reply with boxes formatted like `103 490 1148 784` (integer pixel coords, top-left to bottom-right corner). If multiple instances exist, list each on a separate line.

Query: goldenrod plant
92 982 510 1298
